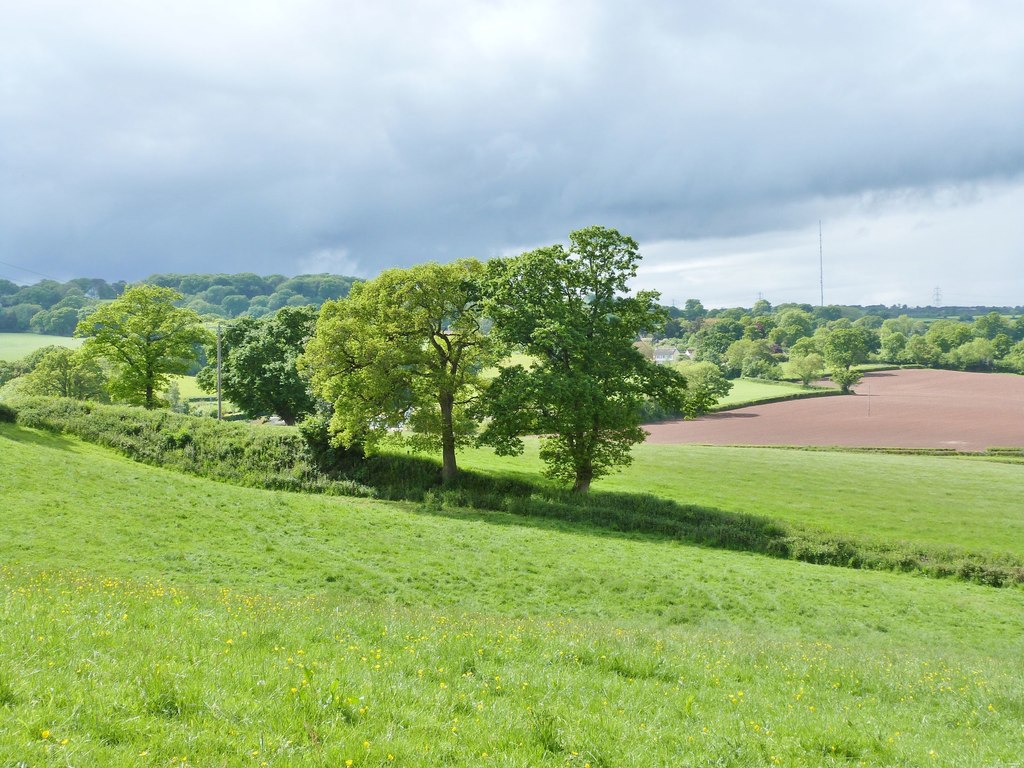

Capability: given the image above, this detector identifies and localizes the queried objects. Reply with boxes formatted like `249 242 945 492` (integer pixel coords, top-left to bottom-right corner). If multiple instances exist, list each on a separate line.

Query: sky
1 0 1023 308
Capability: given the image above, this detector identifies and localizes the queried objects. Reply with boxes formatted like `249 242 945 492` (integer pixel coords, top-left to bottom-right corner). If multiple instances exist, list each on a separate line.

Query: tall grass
3 566 1021 767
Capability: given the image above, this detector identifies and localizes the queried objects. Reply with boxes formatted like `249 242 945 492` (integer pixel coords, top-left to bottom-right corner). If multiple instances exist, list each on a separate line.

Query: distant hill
1 270 1019 338
0 272 361 335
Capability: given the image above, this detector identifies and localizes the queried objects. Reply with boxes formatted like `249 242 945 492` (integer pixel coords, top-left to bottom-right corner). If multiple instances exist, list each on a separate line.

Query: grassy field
165 374 243 417
2 423 1024 765
167 374 208 400
0 332 81 361
714 378 833 409
458 440 1024 560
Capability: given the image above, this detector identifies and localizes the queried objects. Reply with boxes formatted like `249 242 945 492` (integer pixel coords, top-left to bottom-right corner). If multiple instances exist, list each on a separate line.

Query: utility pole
216 323 223 421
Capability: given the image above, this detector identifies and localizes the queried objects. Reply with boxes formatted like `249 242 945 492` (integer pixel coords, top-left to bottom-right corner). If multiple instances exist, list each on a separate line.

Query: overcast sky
2 1 1022 307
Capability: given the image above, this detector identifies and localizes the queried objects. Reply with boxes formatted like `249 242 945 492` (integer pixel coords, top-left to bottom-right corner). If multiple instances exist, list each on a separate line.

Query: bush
0 402 16 423
297 412 362 474
741 357 782 380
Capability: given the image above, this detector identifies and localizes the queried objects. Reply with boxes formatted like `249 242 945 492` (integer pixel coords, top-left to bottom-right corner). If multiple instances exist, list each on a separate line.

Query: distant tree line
4 239 1024 492
0 277 125 335
0 272 359 335
652 300 1024 385
144 273 358 319
2 228 692 492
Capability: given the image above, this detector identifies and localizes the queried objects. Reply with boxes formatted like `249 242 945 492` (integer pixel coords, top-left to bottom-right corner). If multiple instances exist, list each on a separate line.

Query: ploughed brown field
645 369 1024 451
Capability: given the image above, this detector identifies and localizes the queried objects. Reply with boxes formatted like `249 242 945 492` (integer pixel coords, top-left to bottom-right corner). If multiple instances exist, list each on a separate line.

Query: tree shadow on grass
431 490 791 557
377 469 1024 587
0 423 79 452
354 461 793 559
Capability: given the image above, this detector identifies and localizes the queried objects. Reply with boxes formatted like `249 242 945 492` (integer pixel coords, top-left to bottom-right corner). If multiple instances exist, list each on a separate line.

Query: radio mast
818 220 824 307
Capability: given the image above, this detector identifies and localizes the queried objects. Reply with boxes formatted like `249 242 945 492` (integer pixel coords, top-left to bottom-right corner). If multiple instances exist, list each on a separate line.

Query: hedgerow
11 397 374 497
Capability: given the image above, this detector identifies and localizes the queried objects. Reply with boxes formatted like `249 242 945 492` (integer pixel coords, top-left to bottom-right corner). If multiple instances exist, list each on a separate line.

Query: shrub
0 402 16 423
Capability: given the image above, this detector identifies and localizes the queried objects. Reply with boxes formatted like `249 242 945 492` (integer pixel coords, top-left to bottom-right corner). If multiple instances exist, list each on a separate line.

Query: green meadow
458 440 1024 559
0 332 81 361
2 422 1024 766
713 378 834 409
167 374 209 400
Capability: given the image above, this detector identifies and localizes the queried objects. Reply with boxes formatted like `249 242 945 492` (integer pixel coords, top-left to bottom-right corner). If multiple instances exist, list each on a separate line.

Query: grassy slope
458 440 1024 559
2 423 1024 765
0 332 81 361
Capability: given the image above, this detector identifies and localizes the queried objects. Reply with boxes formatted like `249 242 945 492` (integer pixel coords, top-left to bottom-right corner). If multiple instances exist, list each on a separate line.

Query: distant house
652 346 678 365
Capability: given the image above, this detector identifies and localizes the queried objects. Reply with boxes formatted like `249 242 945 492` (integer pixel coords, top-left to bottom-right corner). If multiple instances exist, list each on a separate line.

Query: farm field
2 423 1024 765
0 332 81 361
713 377 833 409
646 369 1024 452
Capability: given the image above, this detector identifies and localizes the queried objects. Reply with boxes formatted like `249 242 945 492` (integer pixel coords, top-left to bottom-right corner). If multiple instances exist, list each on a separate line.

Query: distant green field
165 374 243 418
481 352 537 381
167 374 209 400
715 377 833 409
0 332 81 361
458 440 1024 560
2 423 1023 765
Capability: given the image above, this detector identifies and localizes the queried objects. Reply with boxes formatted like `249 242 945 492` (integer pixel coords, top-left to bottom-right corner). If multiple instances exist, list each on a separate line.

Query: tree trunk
439 391 458 484
572 463 593 493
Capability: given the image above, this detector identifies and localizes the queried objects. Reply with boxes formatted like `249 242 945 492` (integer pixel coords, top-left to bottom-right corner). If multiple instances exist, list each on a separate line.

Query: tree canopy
821 328 869 393
197 306 319 425
20 346 109 401
300 260 493 482
76 284 210 408
479 226 687 492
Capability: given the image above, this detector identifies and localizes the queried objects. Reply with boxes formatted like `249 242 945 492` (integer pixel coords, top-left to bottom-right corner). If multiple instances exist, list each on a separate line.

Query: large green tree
821 327 868 393
75 285 210 408
197 305 318 425
479 226 688 493
300 260 493 483
672 361 732 414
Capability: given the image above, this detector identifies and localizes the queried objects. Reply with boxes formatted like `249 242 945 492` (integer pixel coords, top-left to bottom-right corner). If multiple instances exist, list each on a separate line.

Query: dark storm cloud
1 0 1023 294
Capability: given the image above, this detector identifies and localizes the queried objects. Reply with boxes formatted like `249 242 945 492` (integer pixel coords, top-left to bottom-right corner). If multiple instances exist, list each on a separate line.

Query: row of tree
6 228 699 492
7 228 1022 490
0 273 358 334
298 228 693 491
663 303 1024 382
